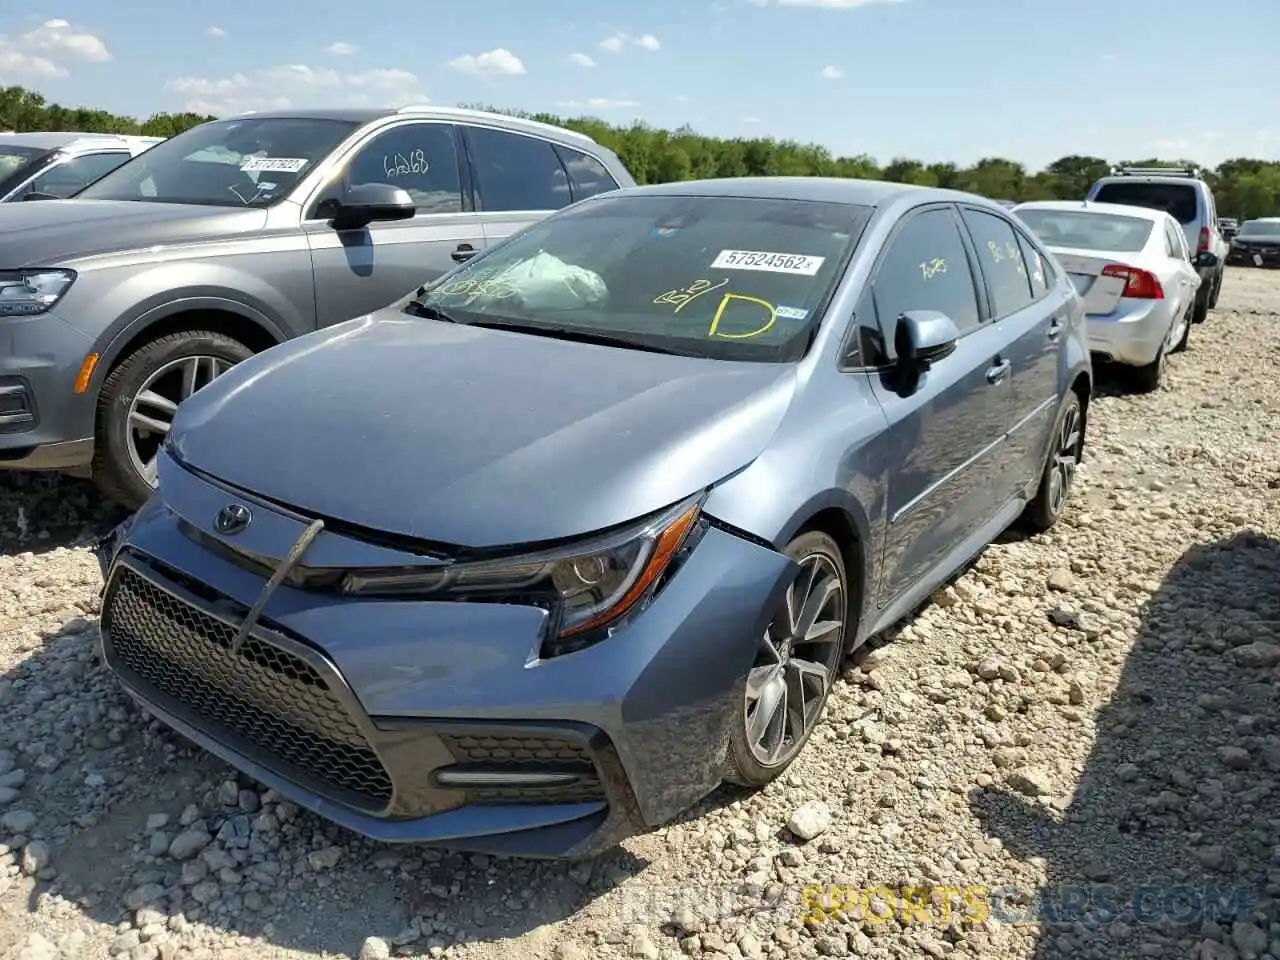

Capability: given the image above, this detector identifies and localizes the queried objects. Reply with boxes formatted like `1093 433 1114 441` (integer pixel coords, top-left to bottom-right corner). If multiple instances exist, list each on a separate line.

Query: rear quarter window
1091 181 1199 225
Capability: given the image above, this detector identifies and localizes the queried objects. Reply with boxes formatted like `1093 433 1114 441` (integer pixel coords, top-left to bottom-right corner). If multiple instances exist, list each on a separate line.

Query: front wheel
1023 392 1084 533
725 531 849 788
92 330 253 509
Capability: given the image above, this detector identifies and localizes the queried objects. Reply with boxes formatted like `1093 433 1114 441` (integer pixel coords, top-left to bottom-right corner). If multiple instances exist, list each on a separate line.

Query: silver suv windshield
76 117 359 207
1239 220 1280 238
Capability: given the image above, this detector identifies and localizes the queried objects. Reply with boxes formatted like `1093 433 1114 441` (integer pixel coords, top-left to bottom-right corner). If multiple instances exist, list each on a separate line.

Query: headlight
339 494 705 651
0 269 76 317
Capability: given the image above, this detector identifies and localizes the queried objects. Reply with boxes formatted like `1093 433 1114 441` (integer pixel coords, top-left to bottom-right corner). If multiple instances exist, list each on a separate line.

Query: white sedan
1012 200 1202 392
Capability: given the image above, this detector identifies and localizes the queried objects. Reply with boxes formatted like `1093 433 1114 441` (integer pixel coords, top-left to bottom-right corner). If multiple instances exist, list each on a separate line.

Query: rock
125 883 166 910
359 937 392 960
1231 921 1268 959
1217 746 1251 770
167 827 212 860
1195 845 1226 870
1046 568 1074 592
555 944 589 960
307 845 343 871
145 813 169 832
787 801 832 841
1 808 37 833
16 933 57 960
1230 642 1280 668
1007 767 1053 797
20 839 51 875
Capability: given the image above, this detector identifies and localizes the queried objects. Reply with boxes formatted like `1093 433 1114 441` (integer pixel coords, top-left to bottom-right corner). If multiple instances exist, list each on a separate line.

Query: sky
1 0 1276 171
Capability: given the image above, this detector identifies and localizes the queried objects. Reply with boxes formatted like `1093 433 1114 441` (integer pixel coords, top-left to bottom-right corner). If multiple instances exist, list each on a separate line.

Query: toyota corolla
96 177 1091 858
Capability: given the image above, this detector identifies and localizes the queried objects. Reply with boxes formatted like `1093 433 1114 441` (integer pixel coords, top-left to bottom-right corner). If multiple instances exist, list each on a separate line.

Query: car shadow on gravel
0 610 657 959
0 472 125 556
969 529 1280 959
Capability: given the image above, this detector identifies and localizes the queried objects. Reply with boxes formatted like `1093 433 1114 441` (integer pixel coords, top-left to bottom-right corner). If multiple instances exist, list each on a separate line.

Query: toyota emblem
214 504 252 535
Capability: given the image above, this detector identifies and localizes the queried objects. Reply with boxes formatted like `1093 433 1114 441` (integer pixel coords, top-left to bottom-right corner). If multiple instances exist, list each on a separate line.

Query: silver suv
1085 167 1229 325
0 107 635 507
0 132 163 201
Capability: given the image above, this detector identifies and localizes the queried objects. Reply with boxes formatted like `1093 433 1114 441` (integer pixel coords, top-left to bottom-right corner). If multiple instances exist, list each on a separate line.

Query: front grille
104 565 393 811
439 733 605 805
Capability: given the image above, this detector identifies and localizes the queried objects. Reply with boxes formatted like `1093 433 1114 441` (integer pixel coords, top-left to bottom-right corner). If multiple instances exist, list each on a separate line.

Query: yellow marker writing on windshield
654 278 728 313
707 293 776 339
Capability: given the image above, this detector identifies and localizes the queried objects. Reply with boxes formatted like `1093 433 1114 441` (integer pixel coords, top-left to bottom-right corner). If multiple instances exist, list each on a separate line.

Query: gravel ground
2 265 1279 960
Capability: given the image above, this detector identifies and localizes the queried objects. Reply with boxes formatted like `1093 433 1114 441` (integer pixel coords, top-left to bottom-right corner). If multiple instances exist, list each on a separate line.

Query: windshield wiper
403 300 462 323
465 318 696 356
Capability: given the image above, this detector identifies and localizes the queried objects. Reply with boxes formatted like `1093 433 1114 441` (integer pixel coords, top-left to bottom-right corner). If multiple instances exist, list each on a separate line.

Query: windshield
414 194 871 362
1016 208 1153 252
1091 181 1198 225
76 117 359 207
1239 220 1280 238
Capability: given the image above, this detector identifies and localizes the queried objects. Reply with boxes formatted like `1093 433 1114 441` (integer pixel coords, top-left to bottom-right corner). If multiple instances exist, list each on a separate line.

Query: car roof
217 105 600 146
1015 199 1172 222
1243 216 1280 223
607 176 979 208
0 131 164 152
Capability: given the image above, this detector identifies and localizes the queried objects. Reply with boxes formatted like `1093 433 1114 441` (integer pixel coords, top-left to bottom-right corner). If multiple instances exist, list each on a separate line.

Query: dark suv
0 107 635 507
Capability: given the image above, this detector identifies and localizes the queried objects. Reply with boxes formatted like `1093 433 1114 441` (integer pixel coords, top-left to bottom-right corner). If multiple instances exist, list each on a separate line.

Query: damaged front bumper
94 454 794 858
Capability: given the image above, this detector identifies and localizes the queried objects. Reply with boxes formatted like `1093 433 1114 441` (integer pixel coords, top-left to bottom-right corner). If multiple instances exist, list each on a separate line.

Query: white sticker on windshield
775 305 809 321
711 249 825 275
239 157 309 173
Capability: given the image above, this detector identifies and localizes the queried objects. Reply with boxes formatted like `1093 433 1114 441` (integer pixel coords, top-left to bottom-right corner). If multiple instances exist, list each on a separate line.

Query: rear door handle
451 243 477 263
1047 317 1063 341
986 358 1011 384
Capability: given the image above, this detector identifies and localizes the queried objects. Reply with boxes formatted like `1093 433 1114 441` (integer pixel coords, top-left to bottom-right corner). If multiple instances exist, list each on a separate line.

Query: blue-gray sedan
95 177 1092 858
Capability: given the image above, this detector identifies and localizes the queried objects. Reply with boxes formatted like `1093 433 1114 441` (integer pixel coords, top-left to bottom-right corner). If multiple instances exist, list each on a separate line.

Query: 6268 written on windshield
710 249 825 276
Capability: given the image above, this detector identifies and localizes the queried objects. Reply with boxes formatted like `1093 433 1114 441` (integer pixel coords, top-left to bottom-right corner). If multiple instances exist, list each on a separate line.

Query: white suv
1085 167 1229 324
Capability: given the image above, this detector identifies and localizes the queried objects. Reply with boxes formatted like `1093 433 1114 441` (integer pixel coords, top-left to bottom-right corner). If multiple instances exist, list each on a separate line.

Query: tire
1023 391 1085 533
1130 342 1166 394
725 530 850 788
1191 282 1210 324
92 330 254 509
1209 269 1223 309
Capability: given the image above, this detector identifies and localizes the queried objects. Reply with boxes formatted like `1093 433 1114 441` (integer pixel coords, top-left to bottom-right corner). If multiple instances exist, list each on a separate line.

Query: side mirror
330 183 415 230
894 310 961 370
1193 251 1219 268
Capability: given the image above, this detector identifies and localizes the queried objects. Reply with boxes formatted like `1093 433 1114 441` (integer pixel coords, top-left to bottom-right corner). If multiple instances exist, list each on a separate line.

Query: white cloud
821 64 843 79
598 32 661 53
327 41 356 55
568 52 596 67
0 46 64 79
742 116 762 123
166 64 426 116
445 48 525 76
555 97 640 111
18 18 110 62
206 26 227 38
775 0 907 6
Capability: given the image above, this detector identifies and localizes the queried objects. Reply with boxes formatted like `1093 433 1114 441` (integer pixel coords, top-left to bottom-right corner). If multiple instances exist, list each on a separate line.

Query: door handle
985 358 1011 384
451 243 477 263
1047 317 1063 341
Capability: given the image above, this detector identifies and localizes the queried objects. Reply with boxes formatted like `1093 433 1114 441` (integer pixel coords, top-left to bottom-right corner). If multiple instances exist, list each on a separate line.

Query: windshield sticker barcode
239 157 310 173
711 250 825 275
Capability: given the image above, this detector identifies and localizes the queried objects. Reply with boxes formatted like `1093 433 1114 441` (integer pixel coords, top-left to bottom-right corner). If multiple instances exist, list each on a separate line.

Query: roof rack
395 104 597 144
1109 165 1203 179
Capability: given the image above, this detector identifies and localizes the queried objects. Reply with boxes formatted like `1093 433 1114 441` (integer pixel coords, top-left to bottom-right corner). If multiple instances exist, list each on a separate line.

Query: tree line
5 84 1279 220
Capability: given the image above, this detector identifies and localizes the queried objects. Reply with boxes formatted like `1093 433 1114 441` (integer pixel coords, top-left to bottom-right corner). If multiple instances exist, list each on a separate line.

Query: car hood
0 199 266 267
168 313 800 549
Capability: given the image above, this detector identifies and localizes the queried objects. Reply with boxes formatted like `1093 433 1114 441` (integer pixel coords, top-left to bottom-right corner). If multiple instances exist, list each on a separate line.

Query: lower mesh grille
439 733 606 805
104 565 393 810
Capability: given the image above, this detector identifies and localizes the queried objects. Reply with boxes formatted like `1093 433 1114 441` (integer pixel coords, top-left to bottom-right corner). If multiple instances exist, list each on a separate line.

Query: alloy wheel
126 356 234 486
744 552 844 767
1047 402 1082 517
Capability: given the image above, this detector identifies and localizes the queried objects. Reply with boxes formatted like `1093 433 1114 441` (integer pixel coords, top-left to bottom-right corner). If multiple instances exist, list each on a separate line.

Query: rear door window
467 127 571 212
553 145 620 201
960 208 1035 319
1091 181 1199 225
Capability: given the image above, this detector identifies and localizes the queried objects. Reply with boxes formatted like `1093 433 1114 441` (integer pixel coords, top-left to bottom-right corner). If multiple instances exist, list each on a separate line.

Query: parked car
1218 217 1239 241
0 131 162 201
1084 167 1227 325
95 177 1091 858
1014 200 1202 391
0 107 634 508
1227 217 1280 267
